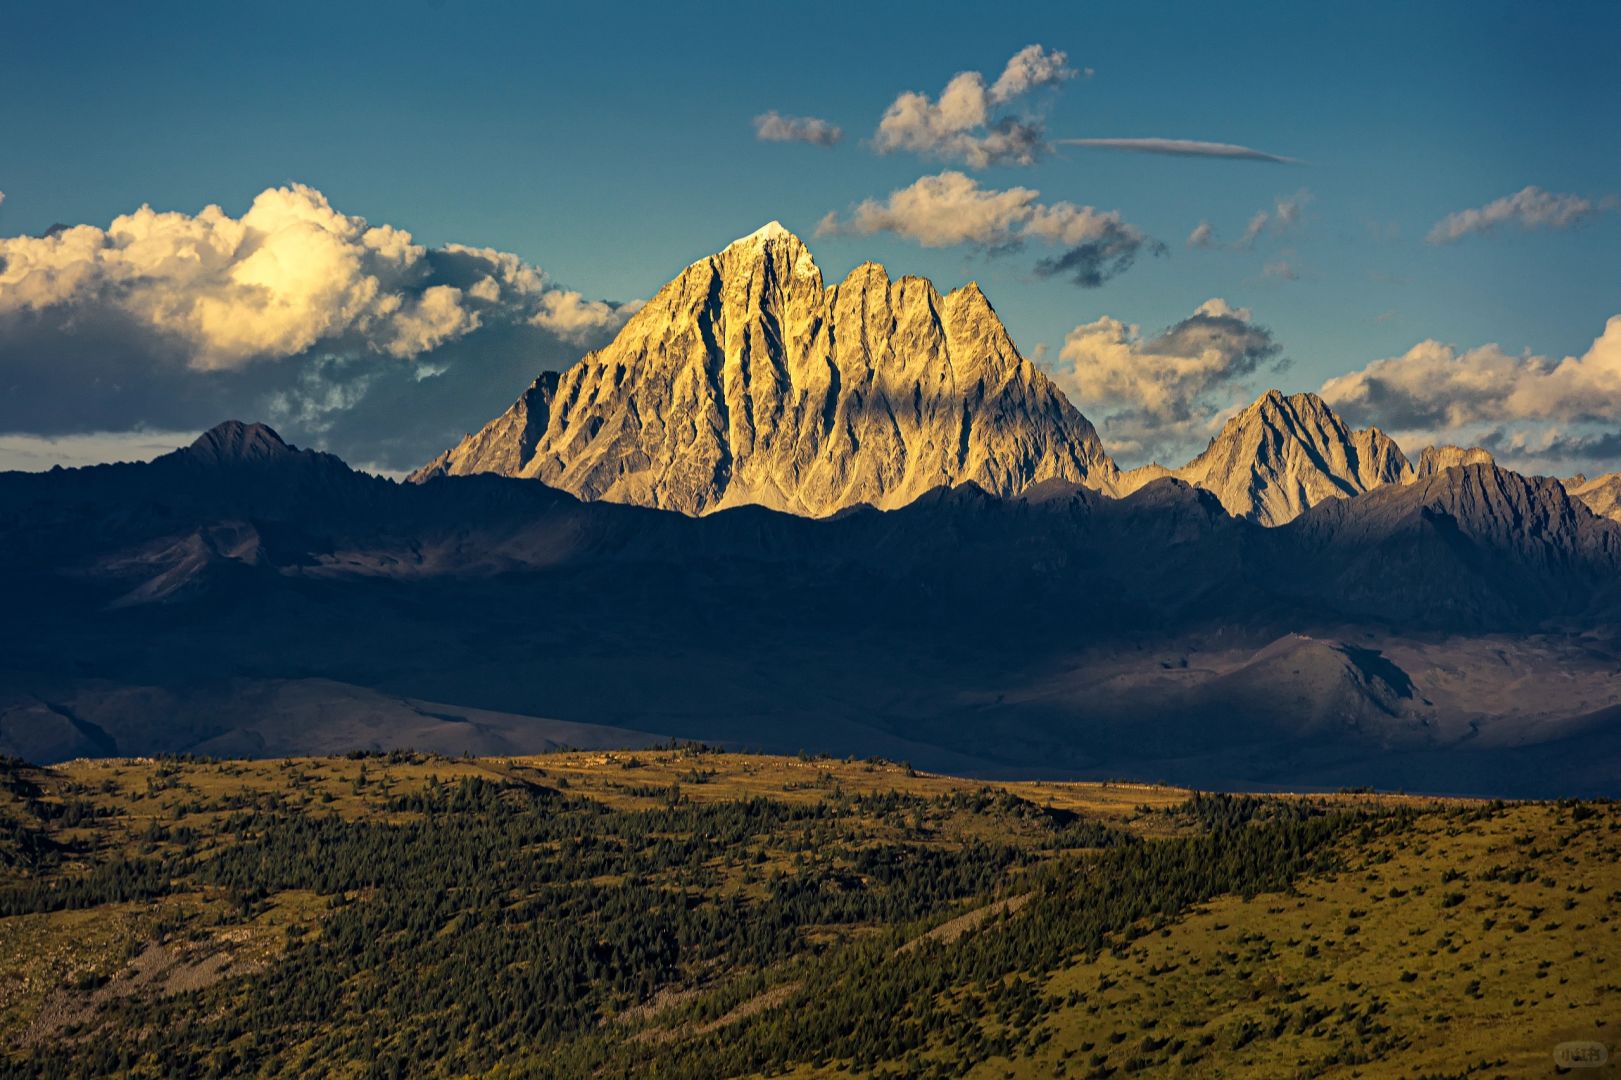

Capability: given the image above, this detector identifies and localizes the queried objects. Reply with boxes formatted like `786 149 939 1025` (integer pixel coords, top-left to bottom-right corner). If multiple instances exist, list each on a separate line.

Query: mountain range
415 223 1621 531
4 224 1621 796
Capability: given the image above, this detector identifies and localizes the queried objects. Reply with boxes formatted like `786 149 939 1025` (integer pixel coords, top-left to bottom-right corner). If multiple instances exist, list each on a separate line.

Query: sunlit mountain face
2 7 1618 1077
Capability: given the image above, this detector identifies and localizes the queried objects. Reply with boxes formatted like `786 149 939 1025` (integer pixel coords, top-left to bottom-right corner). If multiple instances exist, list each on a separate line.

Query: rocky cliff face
1143 390 1413 525
412 223 1114 515
1415 444 1495 479
1565 472 1621 522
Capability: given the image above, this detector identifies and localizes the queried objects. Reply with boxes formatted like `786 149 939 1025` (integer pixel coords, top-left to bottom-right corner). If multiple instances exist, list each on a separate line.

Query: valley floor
0 750 1613 1077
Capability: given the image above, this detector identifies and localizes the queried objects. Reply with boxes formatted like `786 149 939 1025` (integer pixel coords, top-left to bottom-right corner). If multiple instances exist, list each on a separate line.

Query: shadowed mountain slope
4 424 1621 795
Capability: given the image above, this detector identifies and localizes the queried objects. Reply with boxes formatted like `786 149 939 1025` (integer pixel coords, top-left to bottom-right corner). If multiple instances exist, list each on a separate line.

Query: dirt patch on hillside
898 893 1031 953
16 937 262 1049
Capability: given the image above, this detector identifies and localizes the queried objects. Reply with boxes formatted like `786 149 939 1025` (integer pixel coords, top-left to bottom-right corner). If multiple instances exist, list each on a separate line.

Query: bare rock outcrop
1565 472 1621 522
1415 444 1495 479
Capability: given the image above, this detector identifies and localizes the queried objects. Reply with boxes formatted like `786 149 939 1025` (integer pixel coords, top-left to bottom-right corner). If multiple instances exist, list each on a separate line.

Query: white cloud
819 172 1038 247
383 284 479 358
753 111 843 146
1050 299 1284 463
872 46 1074 167
0 183 635 371
988 44 1076 103
0 184 643 472
817 171 1156 286
1426 186 1606 244
1320 315 1621 473
1322 316 1621 430
1187 221 1216 249
532 292 646 342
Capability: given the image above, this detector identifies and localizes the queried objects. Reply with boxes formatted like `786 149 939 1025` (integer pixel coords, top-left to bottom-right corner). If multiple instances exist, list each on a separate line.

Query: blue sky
1 0 1618 472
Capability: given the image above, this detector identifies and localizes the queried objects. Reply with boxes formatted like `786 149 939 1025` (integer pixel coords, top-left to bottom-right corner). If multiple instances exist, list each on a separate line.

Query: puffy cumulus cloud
817 171 1158 287
1320 316 1621 474
1050 299 1285 464
533 291 647 342
1426 186 1611 245
988 43 1076 103
872 45 1075 167
0 184 640 472
0 183 634 370
1322 317 1621 430
818 172 1037 247
753 111 843 146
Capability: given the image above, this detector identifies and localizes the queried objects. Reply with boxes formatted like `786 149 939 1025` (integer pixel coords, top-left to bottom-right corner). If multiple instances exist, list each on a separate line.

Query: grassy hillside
0 749 1612 1078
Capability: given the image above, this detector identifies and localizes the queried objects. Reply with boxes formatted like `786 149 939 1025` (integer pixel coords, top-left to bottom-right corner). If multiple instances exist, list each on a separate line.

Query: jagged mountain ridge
6 423 1621 793
1124 390 1414 525
1566 472 1621 522
413 222 1114 515
416 223 1564 526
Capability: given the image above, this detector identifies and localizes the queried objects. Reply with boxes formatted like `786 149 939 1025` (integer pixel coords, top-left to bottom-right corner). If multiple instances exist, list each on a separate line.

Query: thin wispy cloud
753 111 843 147
1262 257 1300 281
1056 137 1297 164
1427 185 1612 244
1237 190 1312 249
1190 192 1311 253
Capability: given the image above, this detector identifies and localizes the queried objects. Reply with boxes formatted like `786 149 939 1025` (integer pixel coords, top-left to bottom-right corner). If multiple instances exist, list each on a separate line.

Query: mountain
6 423 1621 795
411 222 1116 515
1566 471 1621 522
414 373 559 482
1139 390 1413 525
1284 460 1621 626
183 420 298 465
1415 444 1494 478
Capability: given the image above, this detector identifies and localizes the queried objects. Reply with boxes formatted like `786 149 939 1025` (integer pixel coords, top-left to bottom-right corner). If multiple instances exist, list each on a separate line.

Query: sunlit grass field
0 748 1613 1077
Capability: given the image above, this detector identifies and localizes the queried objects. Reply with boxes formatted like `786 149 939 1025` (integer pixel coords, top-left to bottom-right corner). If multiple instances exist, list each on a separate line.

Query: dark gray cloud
1475 428 1621 474
1032 232 1165 288
1051 299 1286 464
